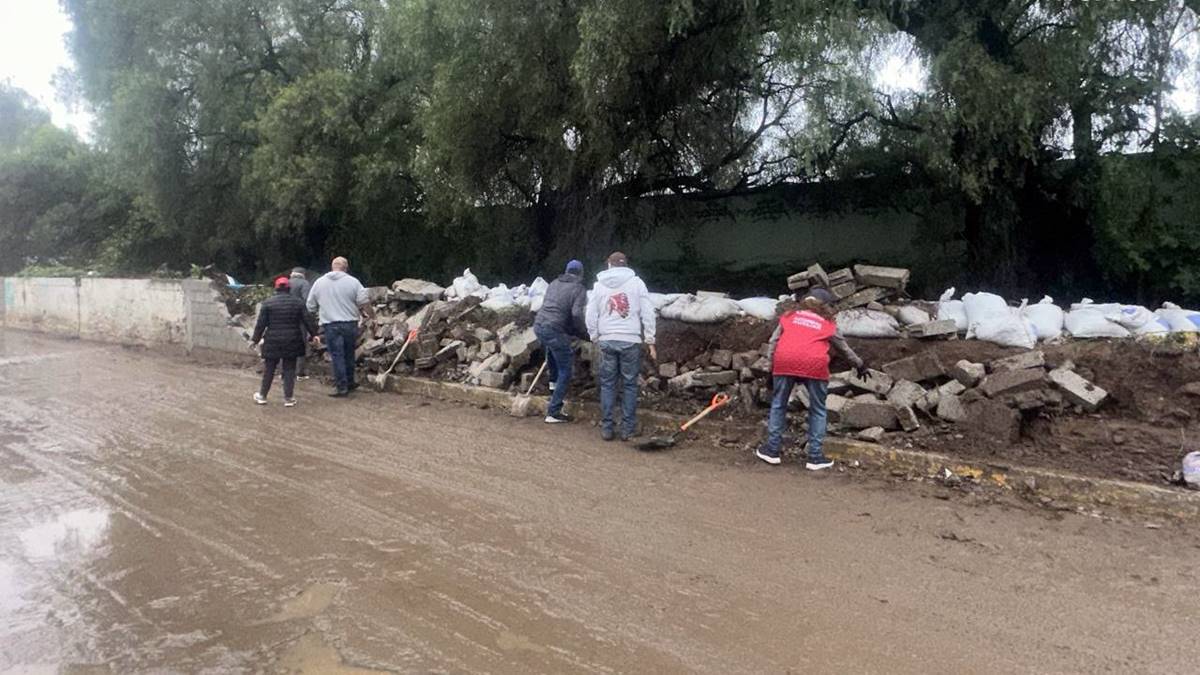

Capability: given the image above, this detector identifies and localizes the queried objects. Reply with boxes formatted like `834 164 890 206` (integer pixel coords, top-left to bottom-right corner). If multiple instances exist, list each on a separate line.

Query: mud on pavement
2 329 1200 673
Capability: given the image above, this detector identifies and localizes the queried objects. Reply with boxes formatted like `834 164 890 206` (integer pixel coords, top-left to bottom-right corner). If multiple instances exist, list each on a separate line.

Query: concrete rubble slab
694 370 737 386
827 267 854 286
806 263 829 287
990 351 1045 372
835 286 893 311
391 278 446 302
477 370 509 389
852 264 910 290
710 349 733 369
886 380 927 409
498 323 539 370
858 426 885 442
659 362 679 378
882 352 945 383
980 368 1045 398
938 380 967 398
830 281 858 300
967 399 1021 442
950 360 986 387
1048 368 1107 411
896 405 920 432
840 401 899 430
908 319 958 339
937 394 967 422
831 368 894 395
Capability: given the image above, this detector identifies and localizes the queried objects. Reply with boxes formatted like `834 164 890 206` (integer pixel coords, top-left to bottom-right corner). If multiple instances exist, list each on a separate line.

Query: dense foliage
1 0 1197 302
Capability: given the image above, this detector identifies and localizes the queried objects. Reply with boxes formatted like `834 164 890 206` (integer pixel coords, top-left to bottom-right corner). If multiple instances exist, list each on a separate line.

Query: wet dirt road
1 329 1198 674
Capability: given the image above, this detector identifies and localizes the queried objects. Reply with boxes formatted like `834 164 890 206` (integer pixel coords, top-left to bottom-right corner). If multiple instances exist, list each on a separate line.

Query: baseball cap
804 288 835 305
274 276 290 290
607 251 628 267
566 259 584 273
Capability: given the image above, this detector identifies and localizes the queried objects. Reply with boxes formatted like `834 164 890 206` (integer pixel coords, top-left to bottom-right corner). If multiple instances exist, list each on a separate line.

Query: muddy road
1 329 1197 674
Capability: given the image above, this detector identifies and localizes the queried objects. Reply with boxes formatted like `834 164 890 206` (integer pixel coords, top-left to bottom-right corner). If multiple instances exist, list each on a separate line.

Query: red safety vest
772 310 838 380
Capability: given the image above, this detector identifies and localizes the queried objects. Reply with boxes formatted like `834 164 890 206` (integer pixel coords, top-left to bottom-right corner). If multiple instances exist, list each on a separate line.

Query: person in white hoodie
586 252 656 441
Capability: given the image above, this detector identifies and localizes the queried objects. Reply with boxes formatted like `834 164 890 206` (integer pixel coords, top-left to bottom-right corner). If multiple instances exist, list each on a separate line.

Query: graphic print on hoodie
586 266 656 345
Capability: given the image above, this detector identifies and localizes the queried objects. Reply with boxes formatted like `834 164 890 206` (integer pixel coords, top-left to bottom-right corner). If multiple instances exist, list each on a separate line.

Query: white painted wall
2 277 248 352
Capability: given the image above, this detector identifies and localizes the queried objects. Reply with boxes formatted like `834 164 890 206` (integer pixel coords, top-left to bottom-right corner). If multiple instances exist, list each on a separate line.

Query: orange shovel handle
679 392 731 432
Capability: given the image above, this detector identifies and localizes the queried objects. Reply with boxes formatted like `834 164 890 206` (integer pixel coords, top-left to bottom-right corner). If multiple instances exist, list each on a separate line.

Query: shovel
636 393 731 451
510 360 549 417
369 329 419 391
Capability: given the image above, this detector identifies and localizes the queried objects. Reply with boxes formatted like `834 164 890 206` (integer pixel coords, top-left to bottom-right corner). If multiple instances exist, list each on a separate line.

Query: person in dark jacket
251 276 318 407
533 259 588 423
288 267 313 379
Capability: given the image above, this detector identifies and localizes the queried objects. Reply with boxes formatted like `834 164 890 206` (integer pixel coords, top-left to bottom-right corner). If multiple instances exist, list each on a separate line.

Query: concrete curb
383 375 1200 521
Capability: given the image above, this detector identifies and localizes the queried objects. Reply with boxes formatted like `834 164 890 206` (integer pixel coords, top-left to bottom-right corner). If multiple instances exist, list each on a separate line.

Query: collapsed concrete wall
1 277 247 352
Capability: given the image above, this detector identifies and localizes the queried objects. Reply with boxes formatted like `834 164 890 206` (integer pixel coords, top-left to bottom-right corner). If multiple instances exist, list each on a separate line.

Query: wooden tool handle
525 360 549 396
679 393 730 432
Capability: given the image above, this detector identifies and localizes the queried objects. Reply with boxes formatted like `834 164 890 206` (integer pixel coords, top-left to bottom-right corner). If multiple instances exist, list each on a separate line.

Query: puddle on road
276 633 392 674
18 508 110 560
262 582 341 623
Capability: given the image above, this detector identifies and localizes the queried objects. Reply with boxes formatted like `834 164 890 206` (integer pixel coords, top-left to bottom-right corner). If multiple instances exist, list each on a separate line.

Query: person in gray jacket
288 267 313 378
306 257 374 397
533 260 588 423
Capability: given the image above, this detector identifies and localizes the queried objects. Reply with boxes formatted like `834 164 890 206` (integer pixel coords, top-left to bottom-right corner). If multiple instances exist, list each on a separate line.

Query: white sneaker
805 459 835 471
283 398 297 407
548 381 556 392
253 393 268 405
755 449 781 465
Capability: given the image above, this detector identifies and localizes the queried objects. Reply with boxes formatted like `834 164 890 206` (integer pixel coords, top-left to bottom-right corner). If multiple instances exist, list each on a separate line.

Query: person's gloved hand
855 364 871 379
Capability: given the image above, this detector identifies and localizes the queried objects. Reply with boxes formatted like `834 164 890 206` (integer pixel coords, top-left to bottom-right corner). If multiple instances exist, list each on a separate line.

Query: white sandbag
1064 308 1131 338
736 297 779 321
936 288 968 332
1184 451 1200 489
1021 296 1064 341
480 283 517 311
659 295 742 323
1135 316 1171 335
1070 299 1157 331
962 292 1010 339
647 292 684 310
447 268 485 300
527 277 549 313
896 305 931 326
972 313 1038 349
1156 302 1200 333
836 309 900 338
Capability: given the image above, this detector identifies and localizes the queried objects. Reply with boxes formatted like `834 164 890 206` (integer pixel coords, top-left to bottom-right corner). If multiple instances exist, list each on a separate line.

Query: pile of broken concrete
828 349 1107 443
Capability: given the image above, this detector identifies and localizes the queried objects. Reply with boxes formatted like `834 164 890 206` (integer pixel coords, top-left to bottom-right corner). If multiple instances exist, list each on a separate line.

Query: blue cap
566 259 584 273
804 288 835 305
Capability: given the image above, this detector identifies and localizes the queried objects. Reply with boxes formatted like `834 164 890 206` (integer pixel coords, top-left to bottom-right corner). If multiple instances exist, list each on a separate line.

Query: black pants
260 357 297 398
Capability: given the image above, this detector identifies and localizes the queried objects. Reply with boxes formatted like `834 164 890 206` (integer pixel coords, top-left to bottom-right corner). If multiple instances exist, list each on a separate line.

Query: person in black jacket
251 276 318 407
533 260 588 423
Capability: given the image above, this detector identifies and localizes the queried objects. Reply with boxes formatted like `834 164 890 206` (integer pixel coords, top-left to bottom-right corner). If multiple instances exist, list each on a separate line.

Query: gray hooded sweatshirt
306 270 369 325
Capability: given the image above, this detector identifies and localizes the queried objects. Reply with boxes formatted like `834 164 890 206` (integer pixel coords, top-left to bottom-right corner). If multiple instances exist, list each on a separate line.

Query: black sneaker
328 389 349 398
601 428 615 441
347 382 359 392
755 449 781 465
544 413 573 424
805 457 835 471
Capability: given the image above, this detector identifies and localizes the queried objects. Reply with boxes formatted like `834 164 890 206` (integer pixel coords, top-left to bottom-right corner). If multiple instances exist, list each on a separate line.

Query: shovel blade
635 436 677 451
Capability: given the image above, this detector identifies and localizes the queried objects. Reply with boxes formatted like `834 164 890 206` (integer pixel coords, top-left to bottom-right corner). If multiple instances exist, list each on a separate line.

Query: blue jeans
761 376 828 461
599 340 642 436
535 325 573 416
323 321 358 392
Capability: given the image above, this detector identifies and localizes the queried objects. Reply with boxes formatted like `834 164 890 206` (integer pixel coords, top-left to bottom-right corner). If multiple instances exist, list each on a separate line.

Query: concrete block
710 349 733 369
391 278 445 302
835 286 893 311
786 271 812 290
739 367 755 382
895 405 920 432
853 264 910 290
908 319 957 339
1048 368 1107 411
967 399 1020 442
366 286 390 303
731 350 758 370
853 393 881 402
469 353 508 378
693 370 737 387
938 380 967 398
806 263 829 287
659 362 679 378
858 427 885 443
829 281 858 300
980 368 1044 398
887 380 927 409
950 360 986 387
477 370 509 389
750 356 772 374
840 401 899 430
479 340 497 356
882 352 945 383
916 388 940 413
937 394 967 422
990 350 1045 372
831 368 894 395
498 323 539 370
827 267 854 286
826 394 850 421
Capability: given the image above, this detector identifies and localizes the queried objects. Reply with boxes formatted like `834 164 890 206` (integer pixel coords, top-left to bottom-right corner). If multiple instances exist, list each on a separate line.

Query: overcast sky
0 1 1195 145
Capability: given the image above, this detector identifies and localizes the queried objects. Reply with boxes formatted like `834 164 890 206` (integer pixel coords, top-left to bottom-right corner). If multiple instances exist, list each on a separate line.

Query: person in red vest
756 288 869 470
